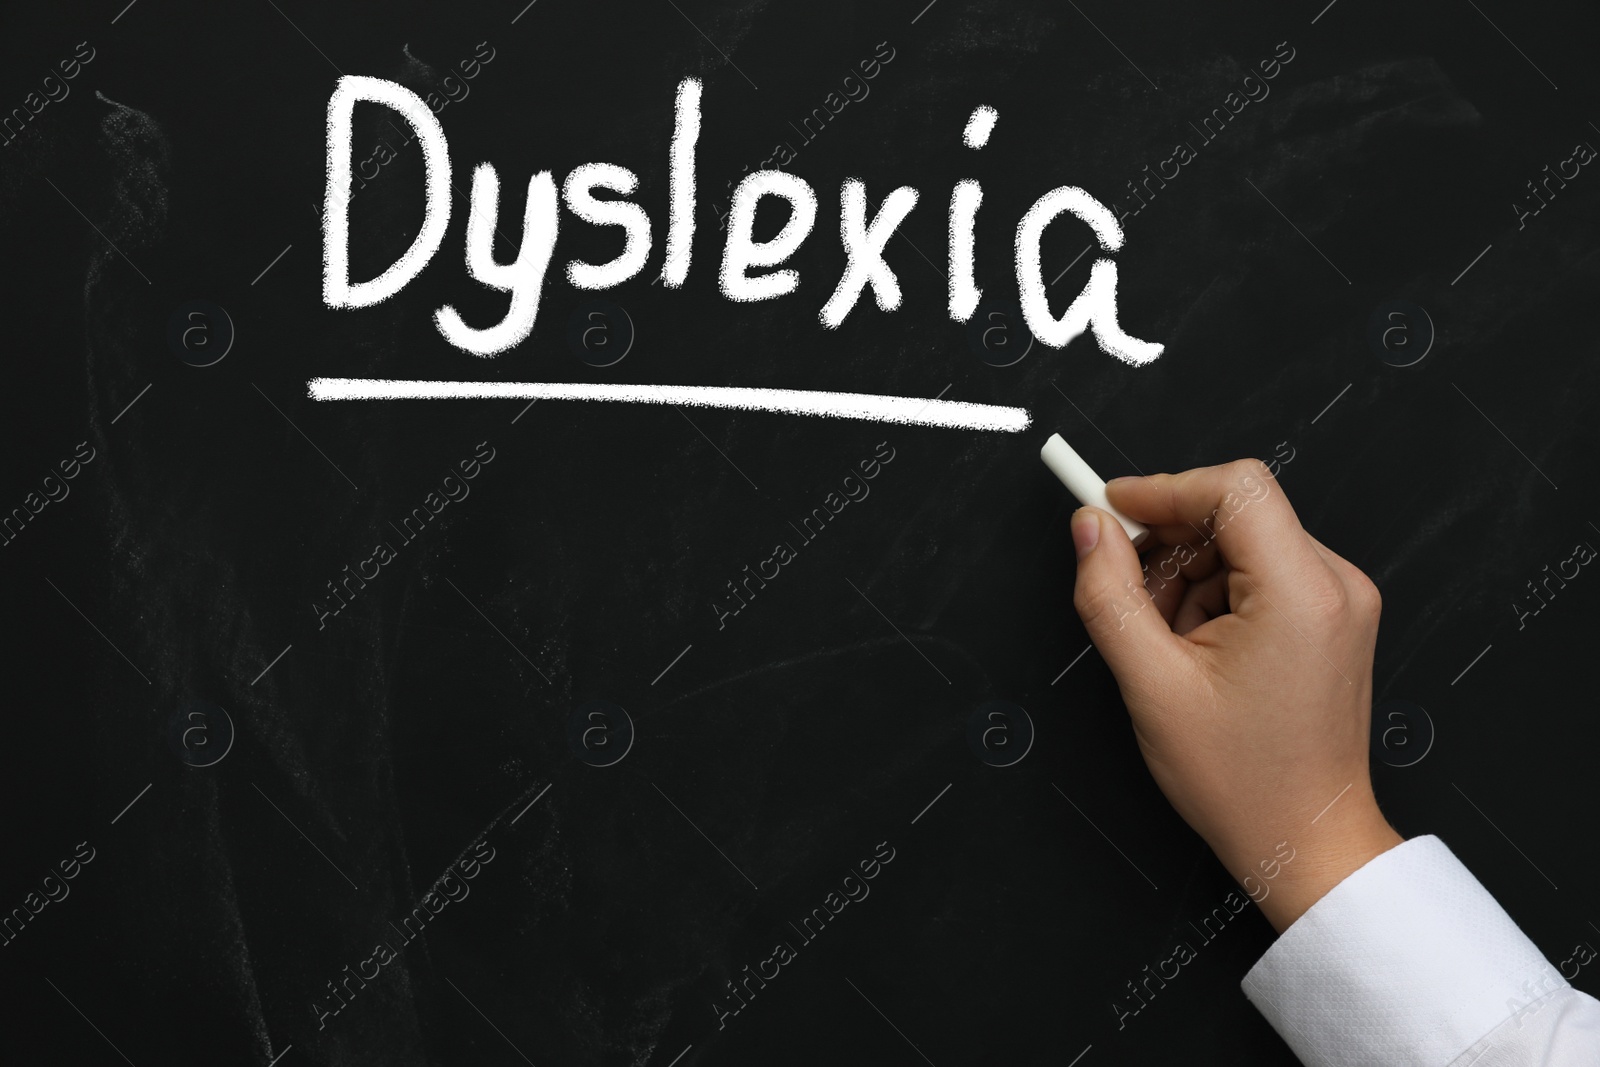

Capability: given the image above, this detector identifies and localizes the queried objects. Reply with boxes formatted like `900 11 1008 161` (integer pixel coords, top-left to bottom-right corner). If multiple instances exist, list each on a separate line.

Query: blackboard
4 0 1598 1064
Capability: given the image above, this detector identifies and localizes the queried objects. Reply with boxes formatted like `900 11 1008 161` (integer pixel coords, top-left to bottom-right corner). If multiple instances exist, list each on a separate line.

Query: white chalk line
308 379 1031 433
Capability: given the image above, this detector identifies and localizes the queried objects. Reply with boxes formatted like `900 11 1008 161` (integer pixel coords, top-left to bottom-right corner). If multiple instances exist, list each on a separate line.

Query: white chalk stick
1040 433 1150 550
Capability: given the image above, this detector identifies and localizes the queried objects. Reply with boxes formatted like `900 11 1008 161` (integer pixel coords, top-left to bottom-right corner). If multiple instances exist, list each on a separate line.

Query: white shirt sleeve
1240 834 1600 1066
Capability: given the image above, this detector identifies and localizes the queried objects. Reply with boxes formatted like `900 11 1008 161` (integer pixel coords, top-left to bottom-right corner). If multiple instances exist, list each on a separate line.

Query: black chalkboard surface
4 1 1597 1064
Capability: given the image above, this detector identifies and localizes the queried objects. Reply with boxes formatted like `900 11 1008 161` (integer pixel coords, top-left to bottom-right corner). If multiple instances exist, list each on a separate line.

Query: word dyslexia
322 76 1165 365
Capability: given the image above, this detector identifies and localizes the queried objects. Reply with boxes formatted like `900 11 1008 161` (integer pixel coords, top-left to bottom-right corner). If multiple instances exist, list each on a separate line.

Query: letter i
948 106 995 323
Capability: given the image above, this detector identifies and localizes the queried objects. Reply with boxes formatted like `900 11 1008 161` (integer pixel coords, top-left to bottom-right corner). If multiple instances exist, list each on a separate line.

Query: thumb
1070 507 1184 683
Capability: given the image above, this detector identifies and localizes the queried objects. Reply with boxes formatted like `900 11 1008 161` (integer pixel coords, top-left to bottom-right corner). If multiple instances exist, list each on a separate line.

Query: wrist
1216 795 1403 934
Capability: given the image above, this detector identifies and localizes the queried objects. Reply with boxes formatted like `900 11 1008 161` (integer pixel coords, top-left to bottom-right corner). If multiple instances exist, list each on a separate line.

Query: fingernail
1071 508 1100 559
1106 476 1138 489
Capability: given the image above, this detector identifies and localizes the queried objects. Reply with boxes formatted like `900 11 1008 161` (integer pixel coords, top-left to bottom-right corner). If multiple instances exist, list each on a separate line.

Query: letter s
562 163 652 289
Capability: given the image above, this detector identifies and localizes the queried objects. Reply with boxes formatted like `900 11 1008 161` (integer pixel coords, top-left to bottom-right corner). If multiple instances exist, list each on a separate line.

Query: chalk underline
306 379 1031 433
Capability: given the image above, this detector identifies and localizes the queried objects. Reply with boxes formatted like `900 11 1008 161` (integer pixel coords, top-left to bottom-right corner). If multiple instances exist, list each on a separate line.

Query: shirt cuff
1241 834 1565 1067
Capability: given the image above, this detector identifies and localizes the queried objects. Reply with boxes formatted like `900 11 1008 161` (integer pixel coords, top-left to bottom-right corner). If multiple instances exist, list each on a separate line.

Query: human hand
1068 459 1403 932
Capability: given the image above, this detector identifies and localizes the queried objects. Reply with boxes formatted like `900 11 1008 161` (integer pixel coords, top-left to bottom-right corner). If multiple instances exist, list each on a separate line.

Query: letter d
324 75 452 308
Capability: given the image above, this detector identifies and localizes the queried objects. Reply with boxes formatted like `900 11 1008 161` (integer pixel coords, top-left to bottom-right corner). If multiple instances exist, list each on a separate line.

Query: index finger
1105 459 1321 595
